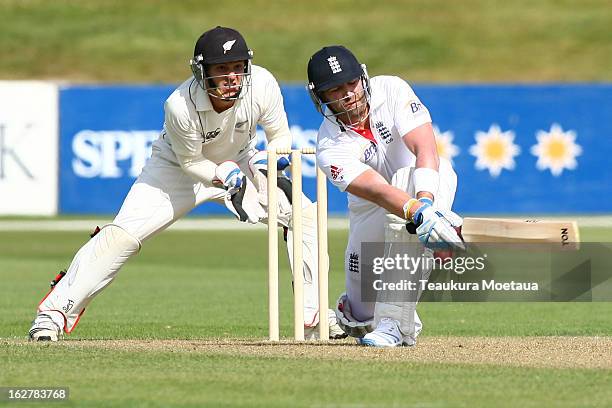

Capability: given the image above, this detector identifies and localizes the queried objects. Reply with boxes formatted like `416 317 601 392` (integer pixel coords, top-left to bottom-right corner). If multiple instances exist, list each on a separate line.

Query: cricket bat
462 218 580 248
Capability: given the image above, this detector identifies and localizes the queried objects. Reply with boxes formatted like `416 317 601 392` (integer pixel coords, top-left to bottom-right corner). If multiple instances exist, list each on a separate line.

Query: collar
352 127 377 144
192 79 214 112
368 86 385 111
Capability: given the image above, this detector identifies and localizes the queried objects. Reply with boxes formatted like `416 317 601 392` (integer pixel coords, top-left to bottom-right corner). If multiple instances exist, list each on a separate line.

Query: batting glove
411 203 465 251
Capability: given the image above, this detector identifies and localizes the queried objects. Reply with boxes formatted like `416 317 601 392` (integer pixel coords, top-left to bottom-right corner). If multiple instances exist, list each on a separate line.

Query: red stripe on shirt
352 127 377 144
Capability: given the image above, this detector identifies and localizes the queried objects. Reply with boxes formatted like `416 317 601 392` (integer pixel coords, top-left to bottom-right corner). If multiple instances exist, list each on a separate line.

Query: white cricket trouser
344 159 457 333
38 140 323 331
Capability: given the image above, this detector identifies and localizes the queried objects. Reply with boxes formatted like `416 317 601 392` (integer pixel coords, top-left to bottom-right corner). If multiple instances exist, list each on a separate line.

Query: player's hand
248 151 293 203
215 161 245 195
411 203 465 250
249 150 291 173
276 155 290 171
216 161 265 223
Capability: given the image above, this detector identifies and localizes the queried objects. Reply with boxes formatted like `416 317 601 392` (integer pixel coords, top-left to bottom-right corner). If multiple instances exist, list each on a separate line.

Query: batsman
28 27 344 341
308 46 464 347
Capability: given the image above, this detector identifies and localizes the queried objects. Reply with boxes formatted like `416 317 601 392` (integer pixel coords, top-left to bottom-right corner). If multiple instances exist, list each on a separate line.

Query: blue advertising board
59 83 612 215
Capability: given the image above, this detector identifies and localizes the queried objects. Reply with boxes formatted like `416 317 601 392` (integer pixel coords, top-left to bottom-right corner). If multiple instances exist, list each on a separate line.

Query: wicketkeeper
307 45 464 347
29 27 344 341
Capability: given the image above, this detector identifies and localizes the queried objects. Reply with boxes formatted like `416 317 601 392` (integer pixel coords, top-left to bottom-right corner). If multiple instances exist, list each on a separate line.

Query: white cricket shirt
159 65 291 165
316 75 432 211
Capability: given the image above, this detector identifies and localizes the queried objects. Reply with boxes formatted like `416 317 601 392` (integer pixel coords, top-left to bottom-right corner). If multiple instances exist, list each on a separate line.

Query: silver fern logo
222 40 236 54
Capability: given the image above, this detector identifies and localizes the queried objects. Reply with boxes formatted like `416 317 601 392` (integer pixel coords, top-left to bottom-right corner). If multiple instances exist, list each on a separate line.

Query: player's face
321 78 369 127
206 61 247 99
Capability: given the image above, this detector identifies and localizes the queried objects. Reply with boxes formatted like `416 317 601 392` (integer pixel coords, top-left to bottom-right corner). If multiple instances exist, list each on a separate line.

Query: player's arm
317 146 416 221
176 154 219 186
402 122 439 171
257 68 292 152
169 130 261 222
345 168 462 249
166 128 219 187
345 169 414 220
392 77 440 203
319 143 462 249
163 98 220 186
402 123 440 201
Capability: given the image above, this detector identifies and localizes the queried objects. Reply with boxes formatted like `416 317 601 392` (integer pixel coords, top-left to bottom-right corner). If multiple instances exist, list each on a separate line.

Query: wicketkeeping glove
215 161 265 223
248 150 293 203
215 161 244 195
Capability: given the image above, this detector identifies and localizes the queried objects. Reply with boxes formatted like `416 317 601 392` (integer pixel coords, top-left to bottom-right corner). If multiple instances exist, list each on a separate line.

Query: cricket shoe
359 318 403 347
29 313 63 342
304 309 348 340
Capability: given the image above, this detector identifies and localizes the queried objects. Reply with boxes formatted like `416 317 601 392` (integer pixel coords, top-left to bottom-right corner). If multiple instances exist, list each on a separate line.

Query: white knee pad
335 292 375 338
38 224 141 332
379 211 431 342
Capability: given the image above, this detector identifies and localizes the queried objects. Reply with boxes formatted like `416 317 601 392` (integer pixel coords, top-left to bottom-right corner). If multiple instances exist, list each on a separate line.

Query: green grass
2 227 611 339
1 226 611 407
2 346 612 408
0 0 611 82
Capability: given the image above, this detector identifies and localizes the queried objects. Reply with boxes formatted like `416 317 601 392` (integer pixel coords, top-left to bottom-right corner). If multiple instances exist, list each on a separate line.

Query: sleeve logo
409 100 423 113
330 165 343 181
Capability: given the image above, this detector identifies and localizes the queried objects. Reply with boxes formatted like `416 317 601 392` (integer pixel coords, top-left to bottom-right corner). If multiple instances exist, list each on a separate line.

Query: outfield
1 0 611 82
1 223 611 407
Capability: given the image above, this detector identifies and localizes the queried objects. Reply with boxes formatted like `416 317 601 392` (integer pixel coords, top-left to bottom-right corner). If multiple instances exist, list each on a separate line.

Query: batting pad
38 224 141 333
285 202 324 326
378 212 428 344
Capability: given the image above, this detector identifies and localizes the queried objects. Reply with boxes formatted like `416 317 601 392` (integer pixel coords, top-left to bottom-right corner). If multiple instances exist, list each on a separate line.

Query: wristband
402 198 419 221
413 167 439 197
412 202 430 225
418 197 433 206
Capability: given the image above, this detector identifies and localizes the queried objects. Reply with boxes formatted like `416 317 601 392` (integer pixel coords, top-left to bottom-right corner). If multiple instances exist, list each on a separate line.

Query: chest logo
374 121 394 144
203 128 221 143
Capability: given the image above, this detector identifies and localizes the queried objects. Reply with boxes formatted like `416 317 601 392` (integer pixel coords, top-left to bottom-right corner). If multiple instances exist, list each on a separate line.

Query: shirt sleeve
176 154 218 186
390 77 432 137
258 70 292 150
316 144 371 192
163 98 203 158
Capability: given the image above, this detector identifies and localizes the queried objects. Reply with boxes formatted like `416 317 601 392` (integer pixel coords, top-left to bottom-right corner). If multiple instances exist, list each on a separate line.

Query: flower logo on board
469 124 521 177
433 125 460 164
530 123 582 176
